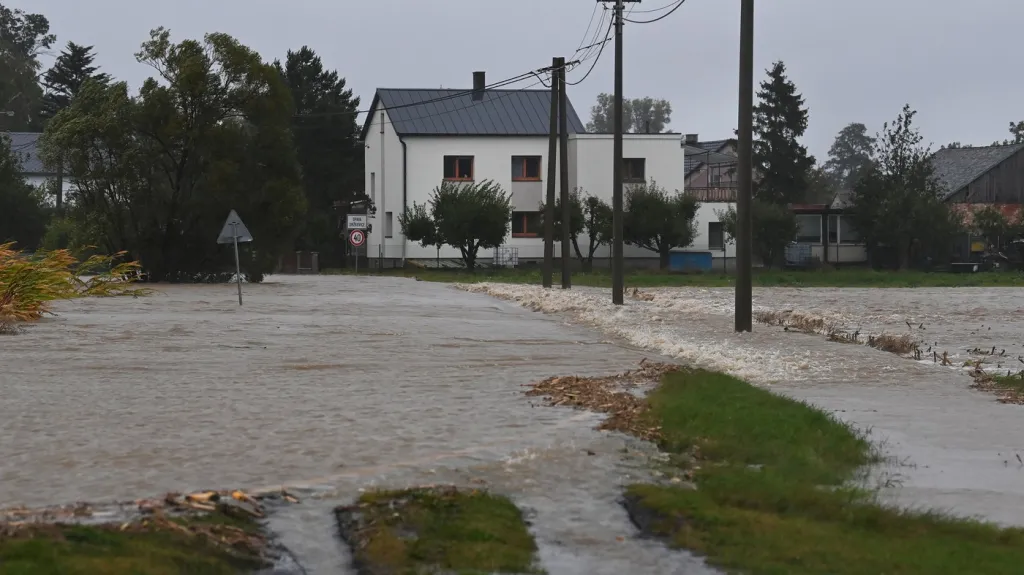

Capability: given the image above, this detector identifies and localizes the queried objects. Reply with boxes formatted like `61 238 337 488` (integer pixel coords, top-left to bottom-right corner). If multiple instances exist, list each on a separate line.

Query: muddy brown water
2 277 1023 574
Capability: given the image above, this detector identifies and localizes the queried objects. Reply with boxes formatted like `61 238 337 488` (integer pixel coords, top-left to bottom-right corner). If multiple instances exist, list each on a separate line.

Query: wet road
0 276 713 574
4 276 1024 573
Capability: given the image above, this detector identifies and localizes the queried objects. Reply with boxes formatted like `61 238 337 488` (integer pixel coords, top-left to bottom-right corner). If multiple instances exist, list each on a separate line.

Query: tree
847 105 962 269
0 134 48 249
623 180 699 269
0 4 55 130
40 41 111 120
824 122 875 190
718 200 797 269
971 205 1017 249
586 93 672 133
398 202 442 264
541 188 612 271
404 180 511 270
753 61 815 205
276 47 363 267
41 28 306 282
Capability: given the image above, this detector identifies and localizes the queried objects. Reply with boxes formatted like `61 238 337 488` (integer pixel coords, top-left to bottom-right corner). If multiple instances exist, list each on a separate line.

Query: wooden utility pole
558 58 572 289
543 57 560 288
735 0 754 332
598 0 641 305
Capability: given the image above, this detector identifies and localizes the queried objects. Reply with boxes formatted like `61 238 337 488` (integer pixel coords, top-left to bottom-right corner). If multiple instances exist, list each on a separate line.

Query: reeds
0 242 148 329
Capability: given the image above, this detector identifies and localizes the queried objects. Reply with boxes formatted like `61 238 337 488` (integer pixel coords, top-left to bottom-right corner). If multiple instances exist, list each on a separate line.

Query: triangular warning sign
217 209 254 244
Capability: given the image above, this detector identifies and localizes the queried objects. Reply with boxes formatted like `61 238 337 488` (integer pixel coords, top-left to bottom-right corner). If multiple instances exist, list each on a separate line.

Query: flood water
2 276 1023 574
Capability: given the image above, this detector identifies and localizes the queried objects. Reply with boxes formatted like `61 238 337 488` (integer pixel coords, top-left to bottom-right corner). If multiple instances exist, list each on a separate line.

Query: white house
360 71 735 268
5 132 74 200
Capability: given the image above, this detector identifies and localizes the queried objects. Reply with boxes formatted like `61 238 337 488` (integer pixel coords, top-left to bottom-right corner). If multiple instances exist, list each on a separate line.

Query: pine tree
752 61 815 205
40 41 111 120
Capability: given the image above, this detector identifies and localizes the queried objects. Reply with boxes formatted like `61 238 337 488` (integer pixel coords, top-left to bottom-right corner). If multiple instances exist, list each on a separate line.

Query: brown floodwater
4 276 1023 574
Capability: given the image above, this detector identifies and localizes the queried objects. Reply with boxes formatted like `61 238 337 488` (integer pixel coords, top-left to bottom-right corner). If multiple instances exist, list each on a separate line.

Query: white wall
364 109 406 260
691 202 736 259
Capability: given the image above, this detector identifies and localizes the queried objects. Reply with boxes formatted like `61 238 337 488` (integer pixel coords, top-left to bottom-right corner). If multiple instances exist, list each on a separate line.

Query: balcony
685 186 737 202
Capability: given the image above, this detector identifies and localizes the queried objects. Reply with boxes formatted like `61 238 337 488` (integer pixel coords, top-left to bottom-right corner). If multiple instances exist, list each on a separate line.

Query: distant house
360 71 711 267
932 143 1024 204
4 132 54 189
682 136 738 201
788 191 868 266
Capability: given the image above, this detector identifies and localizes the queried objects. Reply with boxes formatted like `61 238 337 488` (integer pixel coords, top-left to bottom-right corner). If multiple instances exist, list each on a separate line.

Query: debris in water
524 359 682 441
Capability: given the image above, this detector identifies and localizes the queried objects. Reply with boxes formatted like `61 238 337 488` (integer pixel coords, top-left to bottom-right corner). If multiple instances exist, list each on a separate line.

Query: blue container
668 250 713 272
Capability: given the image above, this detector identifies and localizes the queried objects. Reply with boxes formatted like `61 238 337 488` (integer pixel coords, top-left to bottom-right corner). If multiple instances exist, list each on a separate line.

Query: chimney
472 71 486 100
684 133 699 145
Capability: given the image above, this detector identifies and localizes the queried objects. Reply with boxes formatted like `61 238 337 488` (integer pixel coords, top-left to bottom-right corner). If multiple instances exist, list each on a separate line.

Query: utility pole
735 0 754 332
558 58 572 289
543 58 560 288
598 0 641 305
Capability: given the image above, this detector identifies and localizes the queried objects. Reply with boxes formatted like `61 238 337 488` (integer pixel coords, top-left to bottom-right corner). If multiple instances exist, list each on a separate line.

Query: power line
566 17 614 86
574 7 610 64
624 0 686 24
293 67 553 120
575 3 602 53
629 0 681 13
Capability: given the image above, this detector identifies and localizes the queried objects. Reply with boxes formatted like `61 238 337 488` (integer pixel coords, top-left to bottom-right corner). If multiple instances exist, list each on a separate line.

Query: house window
795 214 822 243
838 216 861 244
710 173 722 186
708 222 724 250
512 156 542 181
624 158 646 183
385 211 393 238
443 156 474 180
511 211 542 237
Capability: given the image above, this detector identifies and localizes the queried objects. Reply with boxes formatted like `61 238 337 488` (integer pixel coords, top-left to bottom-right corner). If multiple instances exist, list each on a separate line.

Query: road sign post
217 210 254 306
349 229 365 274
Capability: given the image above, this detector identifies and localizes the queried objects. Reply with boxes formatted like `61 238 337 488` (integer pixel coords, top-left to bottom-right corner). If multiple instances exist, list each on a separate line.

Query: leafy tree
0 4 55 130
41 28 306 282
847 105 962 269
276 46 362 267
624 180 699 269
587 93 672 133
541 188 612 272
824 122 875 190
971 205 1017 249
0 134 48 249
804 166 836 204
40 41 111 120
398 202 442 264
406 180 511 270
753 61 815 205
717 199 797 269
992 121 1024 146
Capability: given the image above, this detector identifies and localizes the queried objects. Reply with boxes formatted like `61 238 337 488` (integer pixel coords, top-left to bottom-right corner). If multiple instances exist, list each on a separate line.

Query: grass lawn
623 369 1024 574
325 266 1024 288
335 486 543 575
0 513 267 575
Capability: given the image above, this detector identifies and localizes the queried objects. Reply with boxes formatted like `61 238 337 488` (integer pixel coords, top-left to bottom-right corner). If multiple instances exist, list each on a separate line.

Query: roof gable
931 144 1024 199
360 88 585 139
4 132 50 174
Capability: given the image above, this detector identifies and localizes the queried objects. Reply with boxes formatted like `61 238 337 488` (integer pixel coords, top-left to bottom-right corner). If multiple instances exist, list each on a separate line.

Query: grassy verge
323 266 1024 288
335 486 543 575
0 512 268 574
623 369 1024 574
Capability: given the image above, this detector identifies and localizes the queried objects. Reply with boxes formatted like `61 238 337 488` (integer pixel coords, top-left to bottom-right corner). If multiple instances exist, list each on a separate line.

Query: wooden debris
524 359 682 441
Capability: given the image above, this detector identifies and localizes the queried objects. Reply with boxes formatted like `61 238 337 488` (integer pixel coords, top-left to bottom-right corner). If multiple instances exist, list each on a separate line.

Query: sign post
349 229 365 275
217 210 254 305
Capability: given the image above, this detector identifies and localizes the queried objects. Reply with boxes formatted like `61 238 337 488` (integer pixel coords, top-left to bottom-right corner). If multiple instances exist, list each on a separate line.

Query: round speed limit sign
349 229 366 247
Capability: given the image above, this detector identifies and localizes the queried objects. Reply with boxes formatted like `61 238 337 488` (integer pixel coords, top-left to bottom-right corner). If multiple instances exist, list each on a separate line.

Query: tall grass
0 242 147 329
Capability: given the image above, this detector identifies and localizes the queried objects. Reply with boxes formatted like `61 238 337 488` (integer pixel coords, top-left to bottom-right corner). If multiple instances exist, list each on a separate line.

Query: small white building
360 71 734 268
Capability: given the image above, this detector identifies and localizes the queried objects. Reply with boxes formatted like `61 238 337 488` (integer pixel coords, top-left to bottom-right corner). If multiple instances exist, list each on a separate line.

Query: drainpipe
401 137 408 265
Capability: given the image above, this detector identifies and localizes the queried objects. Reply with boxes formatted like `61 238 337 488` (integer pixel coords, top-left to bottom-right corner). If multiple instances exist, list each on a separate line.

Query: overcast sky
17 0 1023 157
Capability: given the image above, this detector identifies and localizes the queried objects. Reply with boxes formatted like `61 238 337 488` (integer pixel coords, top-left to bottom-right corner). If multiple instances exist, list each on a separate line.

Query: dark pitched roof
931 144 1024 199
683 141 737 176
360 88 585 139
4 132 50 174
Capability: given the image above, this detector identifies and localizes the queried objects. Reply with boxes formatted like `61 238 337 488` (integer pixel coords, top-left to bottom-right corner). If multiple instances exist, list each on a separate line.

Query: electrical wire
624 0 686 24
573 7 609 65
566 17 614 86
574 3 601 53
293 69 547 119
629 0 682 14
